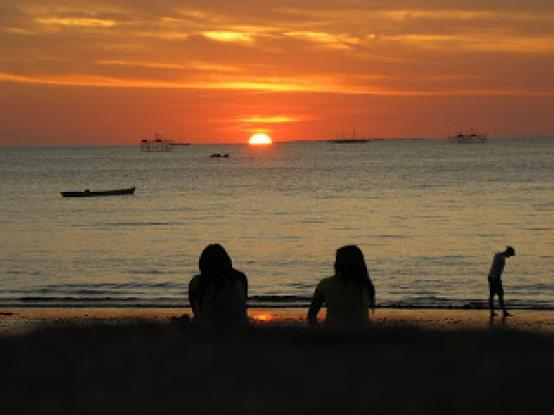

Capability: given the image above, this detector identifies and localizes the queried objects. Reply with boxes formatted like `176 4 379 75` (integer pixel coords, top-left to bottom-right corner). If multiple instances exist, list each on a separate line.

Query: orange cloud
36 17 116 27
96 60 185 70
201 31 254 43
2 70 551 97
0 71 337 93
138 31 189 40
4 27 35 35
380 34 554 54
239 115 301 123
284 31 360 49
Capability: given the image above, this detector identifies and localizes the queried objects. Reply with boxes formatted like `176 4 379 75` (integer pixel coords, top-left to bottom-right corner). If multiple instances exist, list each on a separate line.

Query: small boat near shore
61 187 136 198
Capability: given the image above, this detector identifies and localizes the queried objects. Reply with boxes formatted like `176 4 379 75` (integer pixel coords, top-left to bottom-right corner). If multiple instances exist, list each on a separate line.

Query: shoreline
1 304 552 310
1 307 553 335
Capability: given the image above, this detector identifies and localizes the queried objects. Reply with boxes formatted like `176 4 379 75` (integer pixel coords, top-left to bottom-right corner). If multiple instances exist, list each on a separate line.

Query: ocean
1 139 552 309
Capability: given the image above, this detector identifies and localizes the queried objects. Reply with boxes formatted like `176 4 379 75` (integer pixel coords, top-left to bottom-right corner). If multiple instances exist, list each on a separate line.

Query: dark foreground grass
1 323 552 415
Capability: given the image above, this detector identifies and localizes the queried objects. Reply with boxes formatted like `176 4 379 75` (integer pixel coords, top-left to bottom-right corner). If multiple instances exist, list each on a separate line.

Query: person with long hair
308 245 375 328
188 244 248 328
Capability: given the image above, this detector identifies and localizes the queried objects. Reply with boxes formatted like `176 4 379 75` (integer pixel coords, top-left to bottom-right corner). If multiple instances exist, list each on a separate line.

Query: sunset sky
1 0 553 145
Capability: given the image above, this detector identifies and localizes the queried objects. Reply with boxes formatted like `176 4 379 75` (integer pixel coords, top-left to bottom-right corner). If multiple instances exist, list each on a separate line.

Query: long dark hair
197 244 234 303
199 244 232 277
335 245 375 307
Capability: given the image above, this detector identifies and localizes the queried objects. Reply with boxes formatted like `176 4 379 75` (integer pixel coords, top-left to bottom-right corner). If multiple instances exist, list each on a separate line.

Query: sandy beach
1 307 553 334
1 307 553 414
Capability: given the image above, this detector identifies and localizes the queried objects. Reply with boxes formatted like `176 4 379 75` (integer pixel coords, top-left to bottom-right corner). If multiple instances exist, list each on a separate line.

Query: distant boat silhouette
210 153 230 158
450 129 487 143
61 187 136 197
330 138 371 144
140 132 173 152
329 129 371 144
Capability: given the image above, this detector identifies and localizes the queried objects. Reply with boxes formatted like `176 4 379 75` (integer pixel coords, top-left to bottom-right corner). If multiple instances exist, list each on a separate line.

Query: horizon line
1 136 552 148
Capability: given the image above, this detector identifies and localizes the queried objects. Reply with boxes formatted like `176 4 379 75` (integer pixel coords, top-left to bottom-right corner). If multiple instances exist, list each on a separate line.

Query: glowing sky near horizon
1 0 553 145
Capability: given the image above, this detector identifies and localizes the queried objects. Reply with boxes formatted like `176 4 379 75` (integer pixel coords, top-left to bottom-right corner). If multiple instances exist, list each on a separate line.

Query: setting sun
249 133 272 145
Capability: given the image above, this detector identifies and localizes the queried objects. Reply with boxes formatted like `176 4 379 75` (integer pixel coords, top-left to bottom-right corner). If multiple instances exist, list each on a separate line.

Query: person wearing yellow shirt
308 245 375 328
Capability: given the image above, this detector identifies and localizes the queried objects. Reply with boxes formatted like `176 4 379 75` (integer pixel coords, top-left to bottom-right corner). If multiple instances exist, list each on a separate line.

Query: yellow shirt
315 276 371 327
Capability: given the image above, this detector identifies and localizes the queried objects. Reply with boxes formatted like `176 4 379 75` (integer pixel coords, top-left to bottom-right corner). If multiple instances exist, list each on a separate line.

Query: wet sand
1 307 553 414
1 307 553 334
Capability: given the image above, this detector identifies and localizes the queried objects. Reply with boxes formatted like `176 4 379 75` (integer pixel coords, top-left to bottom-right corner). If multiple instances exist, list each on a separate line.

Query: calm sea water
1 139 553 309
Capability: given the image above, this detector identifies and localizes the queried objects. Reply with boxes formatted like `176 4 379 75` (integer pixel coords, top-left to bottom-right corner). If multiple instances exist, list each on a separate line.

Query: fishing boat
330 138 371 144
450 130 487 143
140 132 173 152
329 129 371 144
61 187 136 198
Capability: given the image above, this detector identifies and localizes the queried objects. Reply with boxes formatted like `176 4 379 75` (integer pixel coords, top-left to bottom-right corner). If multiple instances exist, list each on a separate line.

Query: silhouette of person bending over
308 245 375 328
488 246 516 318
189 244 249 329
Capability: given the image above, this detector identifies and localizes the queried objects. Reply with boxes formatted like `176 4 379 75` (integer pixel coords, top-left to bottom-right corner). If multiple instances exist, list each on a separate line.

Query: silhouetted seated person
308 245 375 328
488 246 516 318
188 244 249 330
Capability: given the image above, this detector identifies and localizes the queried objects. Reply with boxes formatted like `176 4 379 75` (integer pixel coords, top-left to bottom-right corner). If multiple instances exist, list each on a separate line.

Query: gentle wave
0 295 552 310
1 282 185 291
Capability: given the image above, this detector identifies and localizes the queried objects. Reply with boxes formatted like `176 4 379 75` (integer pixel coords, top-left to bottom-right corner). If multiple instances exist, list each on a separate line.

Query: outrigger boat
61 187 136 197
